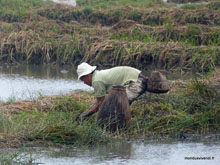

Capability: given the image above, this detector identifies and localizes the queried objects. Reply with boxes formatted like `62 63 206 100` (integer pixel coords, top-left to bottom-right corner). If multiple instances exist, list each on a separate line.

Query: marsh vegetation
0 77 220 149
0 0 220 157
0 0 219 71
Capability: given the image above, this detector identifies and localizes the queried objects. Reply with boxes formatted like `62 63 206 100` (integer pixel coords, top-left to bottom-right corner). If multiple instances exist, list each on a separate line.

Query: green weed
76 0 161 9
129 10 142 21
0 23 14 32
1 79 220 147
191 48 220 72
0 110 110 147
180 3 206 10
187 78 217 98
207 1 220 10
185 24 202 46
208 29 220 46
0 0 51 21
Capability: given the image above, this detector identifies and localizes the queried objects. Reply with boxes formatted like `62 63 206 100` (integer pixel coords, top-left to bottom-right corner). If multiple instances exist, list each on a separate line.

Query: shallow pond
0 138 219 165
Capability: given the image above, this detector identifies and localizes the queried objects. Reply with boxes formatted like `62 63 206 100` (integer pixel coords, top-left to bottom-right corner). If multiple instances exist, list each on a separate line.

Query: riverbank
0 0 219 149
0 74 219 148
0 0 220 72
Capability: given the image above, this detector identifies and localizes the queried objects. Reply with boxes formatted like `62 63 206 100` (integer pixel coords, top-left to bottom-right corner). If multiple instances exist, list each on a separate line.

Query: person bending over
77 62 167 119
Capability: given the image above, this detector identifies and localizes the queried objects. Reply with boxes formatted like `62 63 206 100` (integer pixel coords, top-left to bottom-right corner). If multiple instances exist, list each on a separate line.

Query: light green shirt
92 66 141 97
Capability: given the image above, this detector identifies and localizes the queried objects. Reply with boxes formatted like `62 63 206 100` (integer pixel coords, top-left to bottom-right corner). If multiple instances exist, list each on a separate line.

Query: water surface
0 64 92 101
1 139 219 165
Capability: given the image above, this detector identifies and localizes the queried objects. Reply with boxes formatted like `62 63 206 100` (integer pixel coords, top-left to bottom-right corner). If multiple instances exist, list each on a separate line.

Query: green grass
0 150 30 165
190 48 220 72
0 97 111 147
207 1 220 10
0 0 52 21
110 24 220 47
180 3 207 10
0 0 219 147
77 0 162 9
130 78 220 134
0 23 15 32
110 28 162 43
0 79 219 148
0 0 220 71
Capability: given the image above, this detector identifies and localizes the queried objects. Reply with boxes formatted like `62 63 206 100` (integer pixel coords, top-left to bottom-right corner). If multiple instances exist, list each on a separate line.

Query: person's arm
81 96 105 118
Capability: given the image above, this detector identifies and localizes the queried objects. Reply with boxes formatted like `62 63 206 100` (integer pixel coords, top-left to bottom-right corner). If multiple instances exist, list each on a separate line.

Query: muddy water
1 139 219 165
0 64 92 101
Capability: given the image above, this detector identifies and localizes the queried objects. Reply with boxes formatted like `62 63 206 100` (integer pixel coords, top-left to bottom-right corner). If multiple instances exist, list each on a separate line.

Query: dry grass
0 0 220 71
0 91 95 115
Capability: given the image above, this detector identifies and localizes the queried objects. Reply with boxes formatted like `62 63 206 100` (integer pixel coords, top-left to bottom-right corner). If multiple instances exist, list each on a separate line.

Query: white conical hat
77 62 97 80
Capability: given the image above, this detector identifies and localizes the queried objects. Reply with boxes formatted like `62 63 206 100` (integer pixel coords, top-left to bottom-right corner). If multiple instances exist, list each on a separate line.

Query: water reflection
0 64 92 101
1 139 219 165
0 64 77 79
90 142 132 162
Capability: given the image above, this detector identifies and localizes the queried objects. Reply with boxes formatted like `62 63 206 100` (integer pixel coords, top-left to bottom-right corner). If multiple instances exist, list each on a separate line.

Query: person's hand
79 112 88 122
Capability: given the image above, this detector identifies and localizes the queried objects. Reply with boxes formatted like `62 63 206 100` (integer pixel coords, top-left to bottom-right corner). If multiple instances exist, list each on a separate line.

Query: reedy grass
77 0 163 9
0 78 219 148
0 0 219 151
0 97 111 147
180 2 207 10
2 26 219 71
0 0 52 21
129 78 220 135
110 24 220 47
190 47 220 72
208 1 220 10
1 30 85 65
0 92 111 146
1 0 220 72
0 149 34 165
